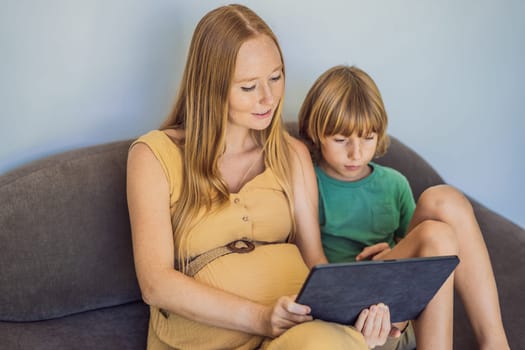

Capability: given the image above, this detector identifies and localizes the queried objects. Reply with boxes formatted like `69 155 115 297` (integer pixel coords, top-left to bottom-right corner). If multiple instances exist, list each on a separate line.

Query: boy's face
319 132 378 182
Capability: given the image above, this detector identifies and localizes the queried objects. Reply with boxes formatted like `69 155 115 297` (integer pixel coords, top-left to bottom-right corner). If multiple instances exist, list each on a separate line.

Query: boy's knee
418 185 473 218
414 220 458 256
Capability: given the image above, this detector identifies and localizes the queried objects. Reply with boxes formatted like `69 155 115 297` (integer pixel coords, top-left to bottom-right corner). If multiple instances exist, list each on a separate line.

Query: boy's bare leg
381 220 457 350
409 185 510 350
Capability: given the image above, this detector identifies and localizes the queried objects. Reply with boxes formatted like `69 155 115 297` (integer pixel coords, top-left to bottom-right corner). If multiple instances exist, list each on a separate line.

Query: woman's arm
127 143 311 337
286 136 328 268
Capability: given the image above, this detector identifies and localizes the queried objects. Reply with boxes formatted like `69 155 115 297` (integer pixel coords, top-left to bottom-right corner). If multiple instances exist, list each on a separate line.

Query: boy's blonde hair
160 5 294 268
298 65 390 162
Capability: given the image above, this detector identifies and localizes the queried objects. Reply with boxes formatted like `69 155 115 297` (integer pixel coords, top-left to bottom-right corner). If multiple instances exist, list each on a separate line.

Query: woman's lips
253 109 272 119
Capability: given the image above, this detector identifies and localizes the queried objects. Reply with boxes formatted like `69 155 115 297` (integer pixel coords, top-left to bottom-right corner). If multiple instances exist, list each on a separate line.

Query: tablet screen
296 255 459 324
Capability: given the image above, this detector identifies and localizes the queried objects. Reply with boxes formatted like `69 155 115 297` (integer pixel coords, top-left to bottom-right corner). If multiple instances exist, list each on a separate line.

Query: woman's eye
270 74 282 82
334 138 346 143
241 85 256 92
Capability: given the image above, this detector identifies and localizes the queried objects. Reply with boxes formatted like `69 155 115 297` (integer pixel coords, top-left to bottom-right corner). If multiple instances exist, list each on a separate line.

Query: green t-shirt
316 163 416 263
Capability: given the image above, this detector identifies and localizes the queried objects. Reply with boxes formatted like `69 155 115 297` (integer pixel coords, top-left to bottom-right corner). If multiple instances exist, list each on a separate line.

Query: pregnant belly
195 243 310 305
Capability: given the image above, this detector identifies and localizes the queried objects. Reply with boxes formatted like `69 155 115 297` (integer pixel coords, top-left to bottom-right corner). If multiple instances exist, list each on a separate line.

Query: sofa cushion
0 301 148 350
0 140 141 321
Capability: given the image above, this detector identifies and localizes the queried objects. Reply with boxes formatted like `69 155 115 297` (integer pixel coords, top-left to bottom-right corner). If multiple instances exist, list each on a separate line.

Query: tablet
296 255 459 324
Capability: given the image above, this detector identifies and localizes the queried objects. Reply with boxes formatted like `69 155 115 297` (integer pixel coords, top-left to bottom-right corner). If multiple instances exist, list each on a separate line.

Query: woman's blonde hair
298 65 390 163
161 4 293 268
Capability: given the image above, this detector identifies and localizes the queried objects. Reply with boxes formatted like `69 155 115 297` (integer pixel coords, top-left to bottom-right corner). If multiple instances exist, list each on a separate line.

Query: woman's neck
223 124 258 155
220 125 264 193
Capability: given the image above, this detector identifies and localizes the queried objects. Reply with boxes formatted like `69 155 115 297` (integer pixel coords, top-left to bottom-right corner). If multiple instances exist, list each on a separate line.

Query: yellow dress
133 130 367 350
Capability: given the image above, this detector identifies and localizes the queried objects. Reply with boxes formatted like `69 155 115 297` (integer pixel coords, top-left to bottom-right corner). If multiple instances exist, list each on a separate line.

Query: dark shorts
375 321 416 350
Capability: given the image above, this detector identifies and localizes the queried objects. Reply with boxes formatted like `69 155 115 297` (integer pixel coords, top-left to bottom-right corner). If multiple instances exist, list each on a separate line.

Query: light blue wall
1 1 523 228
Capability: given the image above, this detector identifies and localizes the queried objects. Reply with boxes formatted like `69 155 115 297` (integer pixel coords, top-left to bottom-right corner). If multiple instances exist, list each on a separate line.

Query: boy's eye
334 138 346 143
364 133 376 140
241 85 256 92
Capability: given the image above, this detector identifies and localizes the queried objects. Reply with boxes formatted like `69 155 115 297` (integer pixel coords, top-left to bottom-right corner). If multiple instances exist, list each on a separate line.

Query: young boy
298 65 416 350
299 65 415 263
298 65 510 350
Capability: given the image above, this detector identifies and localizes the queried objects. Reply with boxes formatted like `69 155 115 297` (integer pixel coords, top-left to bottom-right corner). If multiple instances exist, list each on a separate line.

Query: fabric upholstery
0 301 148 350
0 140 140 321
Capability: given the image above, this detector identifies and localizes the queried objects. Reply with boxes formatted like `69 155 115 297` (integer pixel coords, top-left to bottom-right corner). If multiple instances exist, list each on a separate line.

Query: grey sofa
1 122 523 350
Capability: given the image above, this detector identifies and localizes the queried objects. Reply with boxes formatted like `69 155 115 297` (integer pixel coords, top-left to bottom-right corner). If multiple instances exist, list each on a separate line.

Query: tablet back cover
296 256 459 324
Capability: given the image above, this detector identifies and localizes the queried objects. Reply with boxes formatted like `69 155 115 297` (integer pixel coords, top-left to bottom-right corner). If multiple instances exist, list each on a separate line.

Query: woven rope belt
181 239 275 277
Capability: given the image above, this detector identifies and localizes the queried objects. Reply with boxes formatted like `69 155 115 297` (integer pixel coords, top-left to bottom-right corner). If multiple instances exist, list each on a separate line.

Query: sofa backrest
0 140 141 322
0 122 445 322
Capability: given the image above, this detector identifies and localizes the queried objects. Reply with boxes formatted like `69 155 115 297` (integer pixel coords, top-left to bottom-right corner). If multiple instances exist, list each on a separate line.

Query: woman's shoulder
285 133 311 160
133 129 183 147
131 129 184 156
284 133 316 181
130 129 184 182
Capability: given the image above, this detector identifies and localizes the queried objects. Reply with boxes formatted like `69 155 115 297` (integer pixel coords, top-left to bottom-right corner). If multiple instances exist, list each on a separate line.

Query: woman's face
228 35 284 132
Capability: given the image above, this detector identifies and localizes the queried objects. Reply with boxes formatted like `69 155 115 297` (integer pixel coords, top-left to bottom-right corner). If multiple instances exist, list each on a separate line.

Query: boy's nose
347 144 361 160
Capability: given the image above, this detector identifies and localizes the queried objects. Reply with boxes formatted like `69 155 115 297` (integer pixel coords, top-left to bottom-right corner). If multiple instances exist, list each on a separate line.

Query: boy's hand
390 321 409 338
356 242 391 261
354 303 391 348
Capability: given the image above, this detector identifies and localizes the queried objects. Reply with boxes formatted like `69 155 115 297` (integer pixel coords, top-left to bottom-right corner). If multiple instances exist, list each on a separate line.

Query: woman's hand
261 295 313 338
356 242 391 261
354 303 391 349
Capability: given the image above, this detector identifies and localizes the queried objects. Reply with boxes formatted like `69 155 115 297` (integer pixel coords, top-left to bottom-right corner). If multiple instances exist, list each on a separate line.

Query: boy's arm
395 176 416 240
